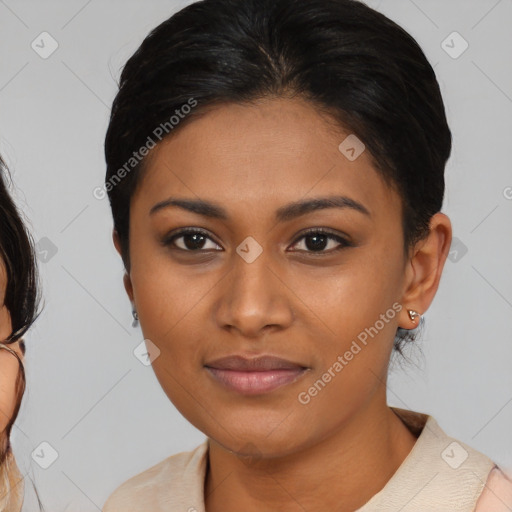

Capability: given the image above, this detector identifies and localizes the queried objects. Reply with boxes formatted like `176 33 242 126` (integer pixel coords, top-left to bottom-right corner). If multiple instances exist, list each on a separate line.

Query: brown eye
290 229 352 254
162 228 222 252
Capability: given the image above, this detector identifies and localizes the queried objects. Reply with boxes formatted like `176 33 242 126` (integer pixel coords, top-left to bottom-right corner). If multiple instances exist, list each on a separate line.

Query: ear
112 229 134 303
399 212 452 329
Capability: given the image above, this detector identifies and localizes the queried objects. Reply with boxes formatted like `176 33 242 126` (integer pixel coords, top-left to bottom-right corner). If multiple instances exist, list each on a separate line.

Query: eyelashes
161 227 353 255
163 228 221 252
291 227 352 253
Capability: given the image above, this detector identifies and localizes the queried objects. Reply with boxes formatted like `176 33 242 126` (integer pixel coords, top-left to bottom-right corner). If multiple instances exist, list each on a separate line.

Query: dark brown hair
0 155 41 510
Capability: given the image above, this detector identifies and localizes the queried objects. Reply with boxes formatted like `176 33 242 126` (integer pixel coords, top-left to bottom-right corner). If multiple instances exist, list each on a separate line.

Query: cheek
287 248 404 392
0 351 19 432
290 265 401 427
0 305 13 341
291 250 402 332
132 248 203 329
133 270 207 419
130 259 213 374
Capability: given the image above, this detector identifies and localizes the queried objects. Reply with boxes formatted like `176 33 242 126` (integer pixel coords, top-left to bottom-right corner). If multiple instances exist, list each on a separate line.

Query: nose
215 245 294 339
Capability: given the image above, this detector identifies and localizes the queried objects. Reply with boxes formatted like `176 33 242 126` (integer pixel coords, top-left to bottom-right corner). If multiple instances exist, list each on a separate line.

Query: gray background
0 0 511 510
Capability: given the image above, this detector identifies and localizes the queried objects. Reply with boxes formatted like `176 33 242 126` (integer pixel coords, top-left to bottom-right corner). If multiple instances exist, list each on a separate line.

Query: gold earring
407 309 420 323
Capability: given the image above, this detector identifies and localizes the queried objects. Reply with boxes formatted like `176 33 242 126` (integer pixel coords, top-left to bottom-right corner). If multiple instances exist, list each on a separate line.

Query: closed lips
204 355 307 371
204 355 310 395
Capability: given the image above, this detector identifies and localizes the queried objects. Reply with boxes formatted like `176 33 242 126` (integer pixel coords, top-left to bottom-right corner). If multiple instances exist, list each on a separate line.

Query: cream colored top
102 407 512 511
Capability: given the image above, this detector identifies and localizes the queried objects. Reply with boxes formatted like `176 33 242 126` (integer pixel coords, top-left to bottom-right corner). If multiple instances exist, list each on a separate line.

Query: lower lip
205 367 308 395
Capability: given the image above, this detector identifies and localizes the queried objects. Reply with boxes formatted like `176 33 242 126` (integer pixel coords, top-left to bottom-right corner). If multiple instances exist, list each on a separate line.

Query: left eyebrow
149 195 371 221
275 195 371 222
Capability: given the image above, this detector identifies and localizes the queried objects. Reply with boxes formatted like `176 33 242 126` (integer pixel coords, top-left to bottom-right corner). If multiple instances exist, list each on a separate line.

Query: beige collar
102 407 496 512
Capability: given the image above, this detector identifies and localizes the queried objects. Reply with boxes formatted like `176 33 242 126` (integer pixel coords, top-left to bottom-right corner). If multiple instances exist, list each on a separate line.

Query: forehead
133 97 400 220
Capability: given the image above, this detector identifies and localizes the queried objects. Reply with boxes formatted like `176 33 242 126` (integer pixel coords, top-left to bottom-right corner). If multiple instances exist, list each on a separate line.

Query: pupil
185 233 205 250
306 234 327 251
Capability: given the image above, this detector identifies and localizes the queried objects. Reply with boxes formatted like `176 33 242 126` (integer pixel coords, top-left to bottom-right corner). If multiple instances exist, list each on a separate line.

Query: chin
207 421 306 459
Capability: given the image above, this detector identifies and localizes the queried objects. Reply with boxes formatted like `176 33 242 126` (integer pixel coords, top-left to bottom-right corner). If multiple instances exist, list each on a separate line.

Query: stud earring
407 309 420 324
132 309 139 328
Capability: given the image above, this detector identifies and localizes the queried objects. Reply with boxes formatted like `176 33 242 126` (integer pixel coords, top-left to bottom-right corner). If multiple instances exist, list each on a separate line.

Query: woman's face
0 260 24 434
117 97 447 457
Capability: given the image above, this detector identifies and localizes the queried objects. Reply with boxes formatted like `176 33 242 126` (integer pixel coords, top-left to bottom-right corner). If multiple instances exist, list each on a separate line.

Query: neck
204 398 418 512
